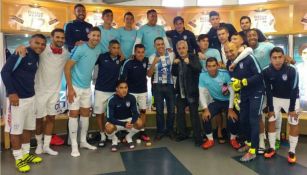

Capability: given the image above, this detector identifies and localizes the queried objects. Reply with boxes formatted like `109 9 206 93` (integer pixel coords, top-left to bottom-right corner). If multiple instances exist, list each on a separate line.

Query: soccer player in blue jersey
64 27 101 157
118 12 137 59
263 47 300 164
64 4 93 52
1 34 46 173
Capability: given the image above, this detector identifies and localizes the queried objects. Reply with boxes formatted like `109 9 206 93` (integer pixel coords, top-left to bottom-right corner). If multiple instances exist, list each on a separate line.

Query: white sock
21 143 30 156
140 128 145 132
230 134 237 140
268 132 276 149
126 128 139 143
259 133 265 148
100 132 106 141
80 116 89 143
289 135 298 153
69 117 78 145
44 135 52 148
36 134 43 146
13 149 23 160
206 133 213 141
275 113 282 140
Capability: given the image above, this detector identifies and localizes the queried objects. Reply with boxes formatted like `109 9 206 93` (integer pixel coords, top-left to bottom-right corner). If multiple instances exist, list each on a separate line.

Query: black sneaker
128 142 135 149
98 140 106 147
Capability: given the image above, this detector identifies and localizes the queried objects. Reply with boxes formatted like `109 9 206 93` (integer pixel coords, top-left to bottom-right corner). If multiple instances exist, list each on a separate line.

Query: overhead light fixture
162 0 184 7
298 34 303 37
24 34 29 38
268 35 273 39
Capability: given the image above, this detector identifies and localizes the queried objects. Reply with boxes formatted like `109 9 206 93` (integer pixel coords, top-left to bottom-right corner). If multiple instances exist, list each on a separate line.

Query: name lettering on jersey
239 62 244 69
282 74 288 81
126 101 130 107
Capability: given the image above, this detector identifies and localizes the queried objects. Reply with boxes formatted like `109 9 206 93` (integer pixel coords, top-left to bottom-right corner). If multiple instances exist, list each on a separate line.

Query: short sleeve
199 73 207 88
70 45 83 62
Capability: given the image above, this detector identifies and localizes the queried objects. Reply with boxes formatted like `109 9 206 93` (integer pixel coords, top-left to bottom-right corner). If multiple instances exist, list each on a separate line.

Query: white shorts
273 97 300 125
6 97 36 135
94 90 114 114
35 91 60 118
106 118 132 131
131 92 147 110
68 86 92 110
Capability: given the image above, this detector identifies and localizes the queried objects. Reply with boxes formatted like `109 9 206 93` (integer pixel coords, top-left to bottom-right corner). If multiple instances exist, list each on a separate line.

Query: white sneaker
43 146 58 156
71 144 80 157
80 142 97 150
35 144 43 155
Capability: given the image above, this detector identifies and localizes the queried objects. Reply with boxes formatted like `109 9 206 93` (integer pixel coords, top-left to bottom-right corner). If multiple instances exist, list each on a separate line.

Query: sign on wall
188 12 212 36
301 13 307 30
249 9 276 33
9 5 59 32
85 11 118 27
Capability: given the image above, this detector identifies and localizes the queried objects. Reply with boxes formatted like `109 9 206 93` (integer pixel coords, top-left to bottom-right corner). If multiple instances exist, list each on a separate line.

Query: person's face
135 48 145 61
147 12 157 25
209 15 220 28
217 29 229 44
29 37 46 54
124 15 134 27
88 31 101 46
231 35 244 48
116 83 128 97
271 52 285 70
103 12 113 25
206 61 218 77
75 7 86 20
155 39 165 53
240 18 251 31
198 38 209 50
174 20 184 33
52 32 65 48
177 43 188 57
302 48 307 61
109 43 120 56
247 30 258 48
224 43 239 61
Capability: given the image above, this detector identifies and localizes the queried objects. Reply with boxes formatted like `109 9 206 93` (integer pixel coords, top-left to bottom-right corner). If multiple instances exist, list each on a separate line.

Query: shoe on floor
288 152 296 164
202 139 214 149
230 139 241 150
16 159 30 173
22 153 43 164
43 146 58 156
240 152 256 162
139 131 151 142
111 144 118 152
80 142 97 150
264 148 276 159
98 140 106 148
35 144 43 155
257 147 265 155
50 134 64 146
128 142 135 149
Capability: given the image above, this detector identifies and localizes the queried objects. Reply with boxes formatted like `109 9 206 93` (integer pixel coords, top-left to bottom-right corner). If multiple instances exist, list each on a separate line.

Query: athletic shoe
201 139 214 149
111 144 118 152
35 144 43 155
238 144 249 153
264 148 276 159
128 142 135 149
43 146 58 156
275 139 281 150
230 139 241 150
257 147 265 155
16 159 30 173
98 140 106 148
288 152 296 164
22 153 43 164
50 134 64 146
139 131 150 142
80 142 97 150
71 144 80 157
240 152 256 162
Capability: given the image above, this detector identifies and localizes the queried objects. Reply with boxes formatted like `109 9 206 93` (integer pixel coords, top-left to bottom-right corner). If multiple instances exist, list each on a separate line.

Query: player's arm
132 29 143 55
190 32 201 54
64 60 76 103
263 70 274 112
147 55 159 77
106 98 127 127
245 56 263 87
232 47 253 66
130 96 140 124
288 67 299 112
187 55 202 73
64 23 75 52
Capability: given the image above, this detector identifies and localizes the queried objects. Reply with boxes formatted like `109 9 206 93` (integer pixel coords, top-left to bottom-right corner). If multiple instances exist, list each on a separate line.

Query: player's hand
15 45 27 58
289 111 298 121
228 108 238 122
285 55 296 65
67 87 77 104
231 78 242 92
198 52 206 60
75 40 84 46
125 121 133 129
9 94 19 106
184 58 190 64
166 48 173 53
173 59 180 64
229 63 236 72
202 108 211 122
268 111 275 118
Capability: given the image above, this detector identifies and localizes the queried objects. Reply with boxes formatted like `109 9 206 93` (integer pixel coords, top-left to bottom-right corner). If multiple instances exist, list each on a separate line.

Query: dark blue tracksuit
106 94 139 127
227 55 264 149
95 52 124 92
263 64 299 112
64 20 93 52
119 57 148 94
1 48 39 98
166 29 200 57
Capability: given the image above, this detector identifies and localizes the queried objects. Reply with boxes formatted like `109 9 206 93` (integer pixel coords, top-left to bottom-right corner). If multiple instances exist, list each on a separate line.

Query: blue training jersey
97 25 120 54
253 42 275 70
118 27 137 59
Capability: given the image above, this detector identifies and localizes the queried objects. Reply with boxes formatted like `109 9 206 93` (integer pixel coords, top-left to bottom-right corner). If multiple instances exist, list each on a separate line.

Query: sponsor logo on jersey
183 35 187 40
239 62 244 69
143 63 146 68
126 101 130 107
282 74 288 81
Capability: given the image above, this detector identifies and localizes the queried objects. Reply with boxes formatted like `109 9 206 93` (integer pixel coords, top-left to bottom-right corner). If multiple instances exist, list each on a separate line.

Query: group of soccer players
1 3 302 173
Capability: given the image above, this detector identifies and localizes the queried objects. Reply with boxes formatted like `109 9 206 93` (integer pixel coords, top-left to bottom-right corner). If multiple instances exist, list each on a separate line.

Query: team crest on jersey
86 28 90 33
126 101 131 107
116 60 119 64
282 74 288 81
143 63 146 68
183 35 187 40
239 63 244 69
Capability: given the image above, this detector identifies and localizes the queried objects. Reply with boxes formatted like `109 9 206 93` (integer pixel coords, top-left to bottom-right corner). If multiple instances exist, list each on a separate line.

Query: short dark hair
206 57 218 67
173 16 184 24
102 9 113 17
147 9 157 16
124 11 134 19
197 34 209 42
231 32 245 40
246 28 258 36
116 79 127 87
51 28 64 37
89 26 101 33
270 47 284 58
74 4 85 10
31 34 47 43
154 37 164 44
217 26 229 33
209 11 219 18
109 39 120 46
240 16 251 23
134 44 145 51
